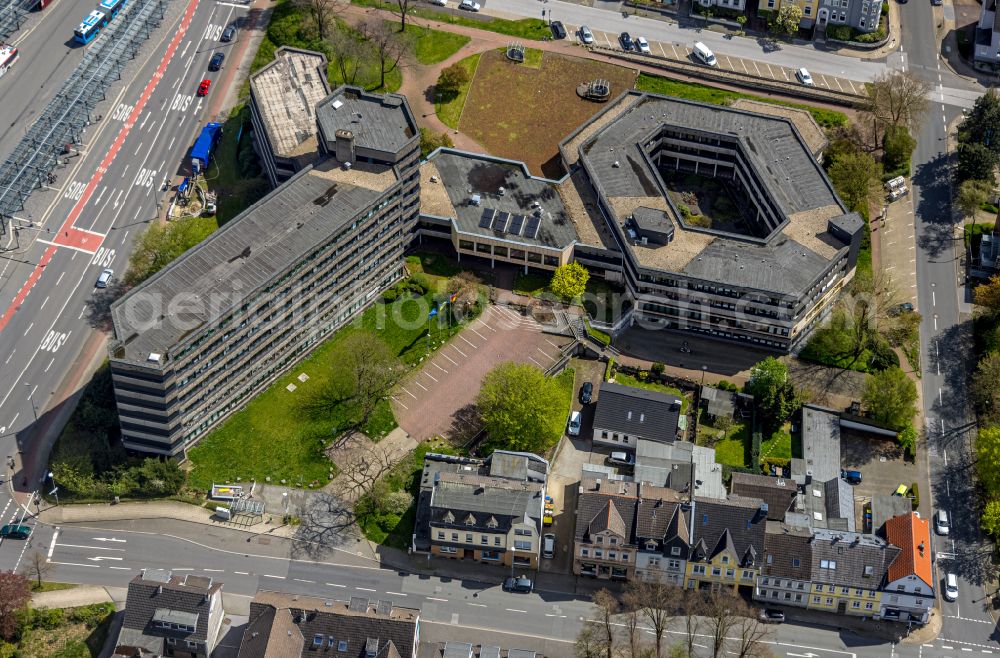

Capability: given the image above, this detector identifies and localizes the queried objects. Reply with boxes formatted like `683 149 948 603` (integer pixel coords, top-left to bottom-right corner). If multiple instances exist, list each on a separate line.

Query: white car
459 0 480 10
935 510 950 536
944 573 958 602
567 410 582 436
636 37 651 54
431 0 447 5
96 268 114 288
796 67 814 85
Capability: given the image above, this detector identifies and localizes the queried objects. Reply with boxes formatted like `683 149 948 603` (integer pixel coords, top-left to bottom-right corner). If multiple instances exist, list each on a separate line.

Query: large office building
108 85 419 456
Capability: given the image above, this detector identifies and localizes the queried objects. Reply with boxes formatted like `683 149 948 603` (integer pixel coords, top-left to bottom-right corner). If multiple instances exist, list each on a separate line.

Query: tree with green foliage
550 262 590 300
124 216 217 286
774 4 802 34
293 0 343 41
897 423 917 459
828 148 883 215
436 62 470 99
958 88 1000 159
477 362 566 453
864 71 930 136
957 142 998 183
745 357 798 434
977 426 1000 495
957 179 995 220
419 128 453 158
862 366 917 430
882 124 916 175
972 351 1000 426
974 275 1000 314
981 499 1000 537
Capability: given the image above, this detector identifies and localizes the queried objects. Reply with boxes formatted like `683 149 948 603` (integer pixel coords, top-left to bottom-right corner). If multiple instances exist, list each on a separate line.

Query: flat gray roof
250 47 329 159
317 86 417 154
111 161 388 365
793 405 842 484
425 151 579 250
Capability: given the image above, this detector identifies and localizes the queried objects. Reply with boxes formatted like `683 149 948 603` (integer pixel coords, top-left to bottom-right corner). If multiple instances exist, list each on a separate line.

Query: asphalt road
892 0 1000 653
0 0 248 536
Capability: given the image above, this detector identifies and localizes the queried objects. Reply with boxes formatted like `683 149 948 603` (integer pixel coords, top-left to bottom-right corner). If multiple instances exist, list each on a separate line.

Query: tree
957 142 998 183
972 352 1000 426
957 179 995 220
576 624 606 658
678 590 706 658
550 262 590 300
0 572 30 640
447 270 482 306
293 0 344 40
624 579 677 658
703 590 744 658
436 63 470 99
745 357 798 435
592 589 618 658
840 267 900 364
392 0 415 31
863 71 931 136
977 426 1000 496
358 19 412 90
420 127 453 158
897 423 917 459
329 23 371 87
958 88 1000 159
974 275 1000 314
24 551 52 589
774 4 802 34
981 499 1000 537
731 611 772 658
124 216 218 286
828 149 883 215
882 124 916 175
476 362 566 453
862 366 917 430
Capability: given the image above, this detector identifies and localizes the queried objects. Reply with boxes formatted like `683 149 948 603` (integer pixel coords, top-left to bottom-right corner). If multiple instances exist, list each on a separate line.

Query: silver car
579 25 594 44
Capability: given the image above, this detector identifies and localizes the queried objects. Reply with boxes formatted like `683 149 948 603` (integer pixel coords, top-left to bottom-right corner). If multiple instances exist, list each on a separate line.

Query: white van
542 533 556 559
692 42 717 66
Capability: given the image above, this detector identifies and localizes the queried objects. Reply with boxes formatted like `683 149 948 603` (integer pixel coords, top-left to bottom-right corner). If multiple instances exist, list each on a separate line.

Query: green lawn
187 290 465 490
612 372 689 413
406 251 463 279
206 105 271 225
354 0 550 39
405 23 470 64
436 53 480 129
16 603 116 658
522 47 543 69
696 414 791 470
635 73 848 129
30 582 78 593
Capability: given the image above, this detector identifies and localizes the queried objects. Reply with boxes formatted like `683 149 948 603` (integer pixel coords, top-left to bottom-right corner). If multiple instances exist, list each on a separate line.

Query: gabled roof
240 592 419 658
589 500 628 538
690 495 767 566
885 513 933 587
592 383 682 444
730 473 797 521
634 485 685 541
574 479 639 544
809 529 900 589
117 571 223 657
762 522 813 580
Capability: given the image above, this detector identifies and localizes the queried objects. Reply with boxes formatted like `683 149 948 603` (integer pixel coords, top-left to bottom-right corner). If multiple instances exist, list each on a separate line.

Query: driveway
392 304 574 442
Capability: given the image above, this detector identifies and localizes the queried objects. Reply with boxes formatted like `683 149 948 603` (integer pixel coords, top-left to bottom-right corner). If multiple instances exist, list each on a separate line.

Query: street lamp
282 491 289 514
47 471 59 506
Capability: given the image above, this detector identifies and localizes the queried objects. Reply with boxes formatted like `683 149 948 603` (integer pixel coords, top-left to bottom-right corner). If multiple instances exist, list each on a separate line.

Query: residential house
791 405 843 485
413 451 548 569
755 522 814 608
807 528 899 618
974 0 1000 73
592 383 683 450
881 513 935 624
633 485 690 585
686 495 767 592
784 476 855 532
112 570 224 658
694 0 748 13
760 0 821 29
730 473 798 521
815 0 884 33
634 439 726 499
574 478 640 580
238 592 420 658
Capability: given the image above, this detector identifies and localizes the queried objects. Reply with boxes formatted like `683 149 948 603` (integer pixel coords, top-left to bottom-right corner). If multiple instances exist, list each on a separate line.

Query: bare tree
392 0 415 31
864 70 931 138
592 589 618 658
294 0 345 40
24 551 52 589
839 266 900 363
358 19 412 90
678 590 705 658
625 578 677 658
731 611 772 658
703 590 745 658
576 624 607 658
329 23 370 87
622 593 643 658
335 440 398 500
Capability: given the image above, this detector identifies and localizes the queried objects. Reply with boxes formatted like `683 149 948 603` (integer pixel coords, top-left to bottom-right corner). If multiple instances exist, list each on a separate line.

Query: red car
197 79 211 96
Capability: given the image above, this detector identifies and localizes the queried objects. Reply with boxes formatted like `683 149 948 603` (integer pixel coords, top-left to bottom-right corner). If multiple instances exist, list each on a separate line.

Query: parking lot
840 428 925 520
391 305 573 443
876 190 920 308
570 25 867 95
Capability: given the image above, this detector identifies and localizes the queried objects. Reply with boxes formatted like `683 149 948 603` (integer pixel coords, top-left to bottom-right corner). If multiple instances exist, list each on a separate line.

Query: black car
550 21 567 39
580 381 593 404
208 52 225 71
759 609 785 624
619 32 634 51
221 23 237 42
502 576 533 593
889 302 915 316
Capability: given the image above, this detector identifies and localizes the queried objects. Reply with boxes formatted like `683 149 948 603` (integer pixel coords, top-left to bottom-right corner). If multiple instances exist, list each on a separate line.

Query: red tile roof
885 512 932 586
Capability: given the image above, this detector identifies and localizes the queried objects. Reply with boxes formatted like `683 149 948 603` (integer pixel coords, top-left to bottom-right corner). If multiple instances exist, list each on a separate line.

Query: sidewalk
31 584 126 609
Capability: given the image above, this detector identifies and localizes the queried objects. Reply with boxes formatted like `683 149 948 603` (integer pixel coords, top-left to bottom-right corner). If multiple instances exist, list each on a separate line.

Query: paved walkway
31 584 125 609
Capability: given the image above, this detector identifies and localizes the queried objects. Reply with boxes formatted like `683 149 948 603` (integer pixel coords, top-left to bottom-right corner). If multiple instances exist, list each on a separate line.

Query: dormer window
486 516 499 529
464 513 477 526
443 511 455 524
646 541 657 551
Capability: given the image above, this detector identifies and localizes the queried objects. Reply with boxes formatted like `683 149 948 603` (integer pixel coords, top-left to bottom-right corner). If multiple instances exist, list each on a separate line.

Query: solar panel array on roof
478 208 495 229
492 211 510 232
508 214 525 236
524 215 540 239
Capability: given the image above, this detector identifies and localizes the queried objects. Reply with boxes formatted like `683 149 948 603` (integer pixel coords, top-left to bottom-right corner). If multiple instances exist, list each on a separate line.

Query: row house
634 485 690 586
881 512 935 624
685 495 767 592
574 479 639 580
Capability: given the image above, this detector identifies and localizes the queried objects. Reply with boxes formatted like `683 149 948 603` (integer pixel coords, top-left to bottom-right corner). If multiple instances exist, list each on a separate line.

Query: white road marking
326 583 346 587
385 591 407 596
356 587 376 592
426 597 448 602
261 574 285 579
293 578 315 583
47 529 59 559
49 561 100 568
234 571 249 575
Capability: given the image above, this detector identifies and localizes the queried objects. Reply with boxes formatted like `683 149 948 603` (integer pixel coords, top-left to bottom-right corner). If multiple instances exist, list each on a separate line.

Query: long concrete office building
108 85 419 456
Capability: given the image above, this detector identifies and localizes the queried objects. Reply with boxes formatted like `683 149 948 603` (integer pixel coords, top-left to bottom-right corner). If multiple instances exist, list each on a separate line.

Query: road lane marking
47 529 59 560
22 322 32 336
234 571 249 575
426 597 448 602
50 561 99 568
506 609 527 613
55 543 125 551
385 591 407 596
355 587 376 592
202 568 223 572
261 574 285 579
293 578 315 583
467 603 486 607
109 566 132 570
44 358 54 373
326 583 346 587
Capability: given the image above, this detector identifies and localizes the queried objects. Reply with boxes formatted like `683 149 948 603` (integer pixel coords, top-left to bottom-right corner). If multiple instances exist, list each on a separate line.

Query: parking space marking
452 344 468 359
528 355 543 367
658 42 666 56
470 326 487 341
739 58 750 74
434 362 449 374
780 67 789 80
403 387 418 400
721 55 734 71
414 380 428 392
460 334 478 349
834 77 845 92
441 351 459 366
752 60 763 76
423 371 439 383
391 396 409 410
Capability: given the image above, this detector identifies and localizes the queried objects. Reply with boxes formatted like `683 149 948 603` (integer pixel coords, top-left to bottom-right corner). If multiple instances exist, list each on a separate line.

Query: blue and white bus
97 0 126 20
73 10 107 44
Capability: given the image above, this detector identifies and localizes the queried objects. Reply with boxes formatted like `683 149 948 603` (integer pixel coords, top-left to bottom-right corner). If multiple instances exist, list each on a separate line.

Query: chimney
335 129 355 164
918 542 925 555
